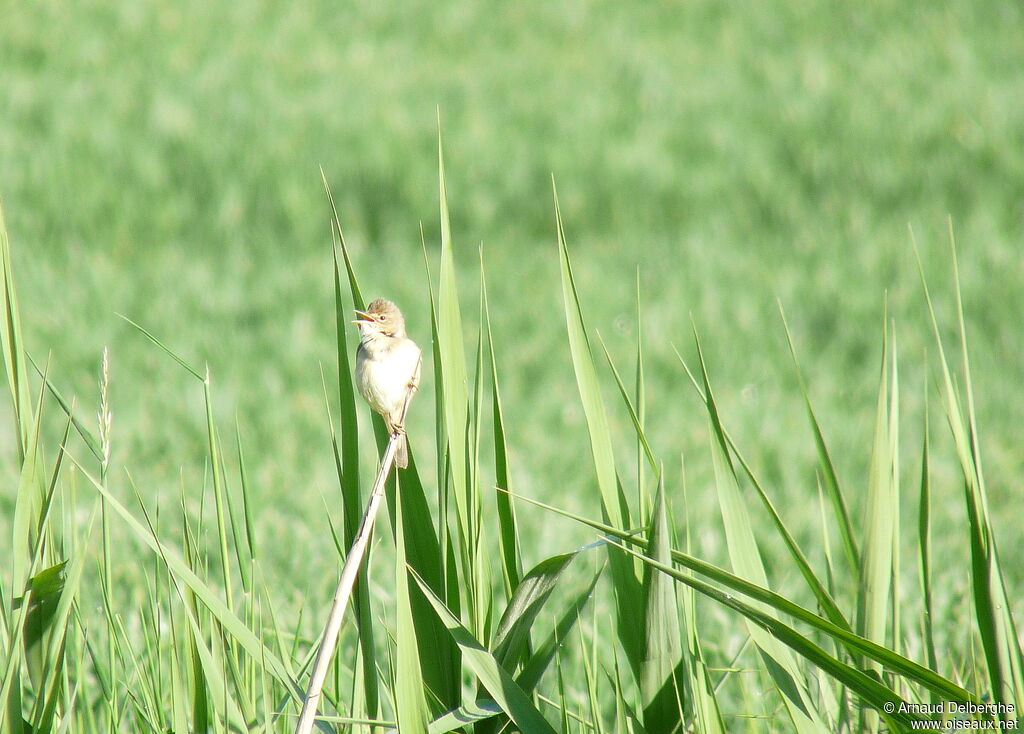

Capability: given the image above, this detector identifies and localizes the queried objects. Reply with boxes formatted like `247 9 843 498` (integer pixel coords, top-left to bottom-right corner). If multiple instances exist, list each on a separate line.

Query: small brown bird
354 298 421 468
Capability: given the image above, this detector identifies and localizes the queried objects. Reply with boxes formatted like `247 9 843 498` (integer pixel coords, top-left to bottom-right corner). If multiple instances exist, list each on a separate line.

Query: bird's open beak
352 309 375 325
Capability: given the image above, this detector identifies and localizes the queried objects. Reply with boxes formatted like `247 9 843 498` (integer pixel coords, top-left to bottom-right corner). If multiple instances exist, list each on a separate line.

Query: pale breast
356 338 421 422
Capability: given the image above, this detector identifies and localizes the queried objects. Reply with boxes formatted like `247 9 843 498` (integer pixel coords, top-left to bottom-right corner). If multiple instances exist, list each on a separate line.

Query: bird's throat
359 332 399 357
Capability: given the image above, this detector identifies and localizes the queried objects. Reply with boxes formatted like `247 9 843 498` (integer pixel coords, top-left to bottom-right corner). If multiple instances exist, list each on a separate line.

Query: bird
354 298 421 468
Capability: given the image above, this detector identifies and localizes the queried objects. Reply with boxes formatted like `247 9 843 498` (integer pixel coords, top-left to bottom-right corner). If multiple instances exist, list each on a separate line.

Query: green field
2 1 1022 732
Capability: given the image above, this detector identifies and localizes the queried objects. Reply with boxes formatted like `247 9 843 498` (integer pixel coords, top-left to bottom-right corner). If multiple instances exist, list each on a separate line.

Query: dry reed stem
294 361 419 734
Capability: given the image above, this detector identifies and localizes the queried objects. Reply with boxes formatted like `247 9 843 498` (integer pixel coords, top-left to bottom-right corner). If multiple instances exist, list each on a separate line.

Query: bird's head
354 298 407 339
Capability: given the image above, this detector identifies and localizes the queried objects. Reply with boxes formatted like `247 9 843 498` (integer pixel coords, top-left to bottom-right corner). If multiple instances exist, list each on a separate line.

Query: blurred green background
1 1 1022 585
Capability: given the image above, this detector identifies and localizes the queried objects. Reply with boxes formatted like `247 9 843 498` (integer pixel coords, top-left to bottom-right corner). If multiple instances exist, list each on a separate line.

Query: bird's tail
394 433 408 469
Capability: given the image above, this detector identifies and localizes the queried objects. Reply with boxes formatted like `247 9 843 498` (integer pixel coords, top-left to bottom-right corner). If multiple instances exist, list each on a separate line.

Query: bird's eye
379 314 388 321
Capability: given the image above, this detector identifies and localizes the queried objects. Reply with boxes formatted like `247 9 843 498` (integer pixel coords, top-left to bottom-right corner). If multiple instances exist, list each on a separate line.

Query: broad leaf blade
411 570 557 734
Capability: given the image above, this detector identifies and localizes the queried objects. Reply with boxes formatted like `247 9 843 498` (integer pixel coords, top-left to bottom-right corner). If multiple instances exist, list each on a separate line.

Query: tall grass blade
328 214 379 719
117 314 203 382
481 259 522 597
692 327 829 733
234 422 257 563
26 356 103 463
917 396 939 703
10 376 48 613
639 475 683 733
394 495 429 734
912 229 1024 709
470 284 494 645
22 562 67 694
0 201 34 464
180 601 248 731
200 375 236 611
435 131 472 555
597 336 657 474
428 700 502 734
75 462 304 700
856 318 898 676
430 571 603 732
28 509 94 733
386 470 461 714
473 553 600 734
679 464 726 734
633 272 649 521
778 305 860 576
553 181 642 677
673 347 852 633
180 498 210 733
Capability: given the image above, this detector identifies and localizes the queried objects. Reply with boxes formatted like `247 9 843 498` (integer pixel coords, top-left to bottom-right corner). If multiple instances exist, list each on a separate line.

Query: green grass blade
673 346 852 634
441 571 601 733
321 169 365 309
26 354 103 463
515 567 601 693
597 334 657 475
579 608 606 734
10 366 50 625
179 499 210 733
435 131 472 550
411 569 557 734
634 271 649 521
692 326 829 733
202 376 235 610
913 229 1024 708
491 552 577 673
117 314 203 381
856 317 898 684
917 394 939 702
615 542 924 731
889 329 903 673
510 490 979 705
428 700 501 734
382 466 461 712
437 567 601 734
947 229 1024 708
23 562 67 693
420 230 448 542
234 421 257 563
481 257 522 597
0 201 34 465
470 276 494 645
553 183 628 531
29 510 95 733
778 304 860 576
679 464 726 734
554 181 643 677
327 212 380 719
73 460 304 702
180 602 248 731
395 493 430 734
639 475 683 733
330 226 364 538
